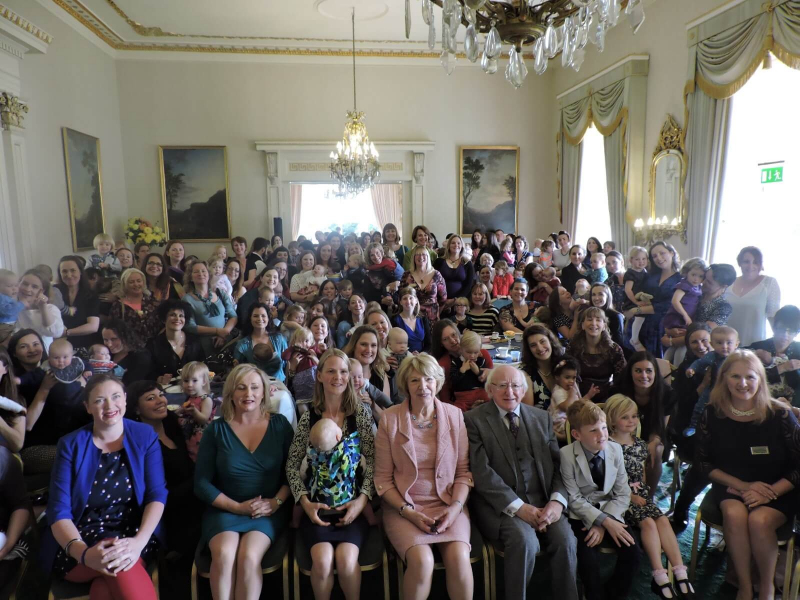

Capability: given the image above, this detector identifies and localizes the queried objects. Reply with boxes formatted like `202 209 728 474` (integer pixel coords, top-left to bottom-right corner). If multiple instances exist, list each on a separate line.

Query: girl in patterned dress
605 394 695 599
178 361 216 461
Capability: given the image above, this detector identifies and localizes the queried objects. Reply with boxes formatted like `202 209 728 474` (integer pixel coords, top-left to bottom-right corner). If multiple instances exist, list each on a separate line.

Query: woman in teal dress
194 363 293 600
233 302 288 381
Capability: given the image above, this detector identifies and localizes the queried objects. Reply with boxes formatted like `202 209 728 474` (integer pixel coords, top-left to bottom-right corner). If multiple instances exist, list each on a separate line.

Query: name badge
750 446 770 456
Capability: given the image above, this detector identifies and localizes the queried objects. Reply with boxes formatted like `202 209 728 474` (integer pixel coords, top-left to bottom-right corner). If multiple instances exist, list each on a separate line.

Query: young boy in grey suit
559 401 641 600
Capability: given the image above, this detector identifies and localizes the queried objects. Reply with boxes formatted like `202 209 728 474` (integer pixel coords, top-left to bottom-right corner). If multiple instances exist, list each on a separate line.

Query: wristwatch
274 497 283 506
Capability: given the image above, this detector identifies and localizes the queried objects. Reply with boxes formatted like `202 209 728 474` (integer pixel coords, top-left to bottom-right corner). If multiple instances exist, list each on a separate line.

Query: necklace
730 406 756 417
411 412 437 429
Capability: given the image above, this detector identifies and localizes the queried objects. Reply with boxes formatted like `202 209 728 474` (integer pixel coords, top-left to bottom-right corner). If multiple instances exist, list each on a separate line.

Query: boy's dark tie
589 453 605 489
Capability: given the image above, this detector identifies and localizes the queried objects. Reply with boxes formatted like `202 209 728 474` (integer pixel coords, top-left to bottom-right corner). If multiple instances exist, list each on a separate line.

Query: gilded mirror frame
649 115 687 242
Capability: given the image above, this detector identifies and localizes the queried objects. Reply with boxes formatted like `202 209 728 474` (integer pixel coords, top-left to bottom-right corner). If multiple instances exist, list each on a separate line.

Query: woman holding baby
286 348 376 600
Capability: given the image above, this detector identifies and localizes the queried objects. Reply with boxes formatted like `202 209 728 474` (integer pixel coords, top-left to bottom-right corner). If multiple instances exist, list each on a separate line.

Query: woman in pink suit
374 353 474 600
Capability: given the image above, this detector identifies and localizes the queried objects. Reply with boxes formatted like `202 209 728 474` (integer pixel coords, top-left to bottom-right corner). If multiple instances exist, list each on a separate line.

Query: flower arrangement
125 217 167 247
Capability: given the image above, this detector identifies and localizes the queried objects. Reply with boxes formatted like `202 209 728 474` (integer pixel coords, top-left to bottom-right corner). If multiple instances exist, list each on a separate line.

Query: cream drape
559 79 632 249
685 0 800 255
290 184 303 240
370 183 403 233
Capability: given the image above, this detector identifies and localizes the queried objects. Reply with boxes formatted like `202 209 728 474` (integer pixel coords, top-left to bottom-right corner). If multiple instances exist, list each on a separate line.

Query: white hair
484 365 529 395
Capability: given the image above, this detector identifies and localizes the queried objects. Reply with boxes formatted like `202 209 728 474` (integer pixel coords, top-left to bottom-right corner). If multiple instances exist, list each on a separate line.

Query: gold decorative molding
0 92 28 129
289 162 403 172
654 114 685 155
50 0 477 58
0 4 53 45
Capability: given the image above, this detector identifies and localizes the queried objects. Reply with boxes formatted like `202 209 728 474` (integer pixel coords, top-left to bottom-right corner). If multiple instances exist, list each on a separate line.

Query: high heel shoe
651 578 677 599
673 578 696 599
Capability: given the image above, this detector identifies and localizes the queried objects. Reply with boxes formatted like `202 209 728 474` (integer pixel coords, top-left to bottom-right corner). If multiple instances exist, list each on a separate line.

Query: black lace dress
53 451 159 576
621 438 663 526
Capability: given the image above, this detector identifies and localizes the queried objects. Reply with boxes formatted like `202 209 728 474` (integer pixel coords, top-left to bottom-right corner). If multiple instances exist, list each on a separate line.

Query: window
575 126 613 249
713 60 800 307
294 184 382 239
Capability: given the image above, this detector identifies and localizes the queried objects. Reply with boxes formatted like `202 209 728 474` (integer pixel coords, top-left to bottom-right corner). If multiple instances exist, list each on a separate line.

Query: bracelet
399 503 412 517
80 547 89 566
274 497 283 506
64 538 82 558
452 500 464 513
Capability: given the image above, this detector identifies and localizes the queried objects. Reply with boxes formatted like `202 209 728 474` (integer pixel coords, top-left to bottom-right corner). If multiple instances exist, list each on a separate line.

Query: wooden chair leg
293 555 301 600
784 535 795 598
487 545 497 600
282 549 290 600
190 561 198 600
382 549 390 600
790 557 800 600
482 542 491 600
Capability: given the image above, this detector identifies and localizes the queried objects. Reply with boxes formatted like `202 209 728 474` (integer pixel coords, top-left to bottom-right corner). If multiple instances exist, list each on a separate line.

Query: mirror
649 115 687 242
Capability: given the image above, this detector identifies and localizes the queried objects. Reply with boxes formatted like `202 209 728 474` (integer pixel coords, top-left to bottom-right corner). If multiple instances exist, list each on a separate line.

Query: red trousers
453 388 488 412
65 558 156 600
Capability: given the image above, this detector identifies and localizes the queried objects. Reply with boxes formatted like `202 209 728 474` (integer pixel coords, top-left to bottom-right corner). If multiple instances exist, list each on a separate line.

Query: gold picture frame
459 145 520 235
62 127 106 252
159 145 231 242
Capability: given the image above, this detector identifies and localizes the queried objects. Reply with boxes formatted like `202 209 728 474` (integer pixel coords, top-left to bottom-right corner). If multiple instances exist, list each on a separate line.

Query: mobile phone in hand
318 508 342 524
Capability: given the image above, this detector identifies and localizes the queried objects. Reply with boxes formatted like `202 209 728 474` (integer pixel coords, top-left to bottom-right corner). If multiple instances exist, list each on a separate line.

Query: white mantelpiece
254 140 435 241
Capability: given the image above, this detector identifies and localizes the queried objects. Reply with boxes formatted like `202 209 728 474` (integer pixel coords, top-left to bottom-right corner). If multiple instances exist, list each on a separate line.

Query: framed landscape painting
459 146 519 235
62 128 105 251
159 146 231 241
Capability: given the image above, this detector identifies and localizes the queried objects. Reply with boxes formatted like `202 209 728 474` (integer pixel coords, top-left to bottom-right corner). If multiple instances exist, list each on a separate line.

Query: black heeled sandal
673 578 696 599
651 578 677 599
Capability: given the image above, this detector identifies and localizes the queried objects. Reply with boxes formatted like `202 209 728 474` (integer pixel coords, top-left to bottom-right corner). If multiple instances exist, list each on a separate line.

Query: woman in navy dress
194 364 293 600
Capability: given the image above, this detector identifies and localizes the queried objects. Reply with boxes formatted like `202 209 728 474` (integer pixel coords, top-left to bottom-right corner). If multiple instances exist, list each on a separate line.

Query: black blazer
559 263 589 295
148 333 206 379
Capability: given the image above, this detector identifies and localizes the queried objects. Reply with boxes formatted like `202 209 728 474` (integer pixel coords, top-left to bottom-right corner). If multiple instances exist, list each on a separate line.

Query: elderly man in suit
465 365 579 600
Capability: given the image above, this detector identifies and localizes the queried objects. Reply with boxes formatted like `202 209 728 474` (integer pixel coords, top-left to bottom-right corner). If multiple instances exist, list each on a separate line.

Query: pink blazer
374 398 473 505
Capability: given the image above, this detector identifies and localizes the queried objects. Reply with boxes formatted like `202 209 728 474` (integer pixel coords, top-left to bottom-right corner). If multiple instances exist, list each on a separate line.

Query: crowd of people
0 224 797 600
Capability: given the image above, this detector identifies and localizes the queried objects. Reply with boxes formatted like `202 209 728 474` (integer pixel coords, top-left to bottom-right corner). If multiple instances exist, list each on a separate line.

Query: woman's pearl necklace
411 412 437 429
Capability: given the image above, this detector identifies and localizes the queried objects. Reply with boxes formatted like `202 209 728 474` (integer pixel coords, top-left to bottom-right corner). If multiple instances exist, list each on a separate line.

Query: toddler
662 258 707 330
683 326 740 436
86 233 121 277
479 253 495 269
280 305 306 341
179 361 216 460
282 327 320 410
209 257 233 298
451 330 488 412
452 297 473 333
500 238 514 265
538 239 554 269
335 279 353 317
605 395 694 598
549 358 600 441
531 266 561 305
257 288 282 331
82 344 124 378
343 254 368 295
43 339 85 383
387 327 410 366
570 279 591 312
624 246 652 352
0 269 24 345
305 415 378 526
492 261 514 299
349 358 391 426
513 267 525 280
603 241 616 254
587 253 608 285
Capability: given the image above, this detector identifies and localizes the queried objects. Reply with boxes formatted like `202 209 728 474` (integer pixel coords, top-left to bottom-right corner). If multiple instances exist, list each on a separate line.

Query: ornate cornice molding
0 4 53 46
289 161 403 172
0 92 28 130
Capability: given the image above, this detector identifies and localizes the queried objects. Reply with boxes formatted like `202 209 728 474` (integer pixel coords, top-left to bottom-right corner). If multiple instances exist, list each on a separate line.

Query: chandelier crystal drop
330 9 380 197
404 0 645 88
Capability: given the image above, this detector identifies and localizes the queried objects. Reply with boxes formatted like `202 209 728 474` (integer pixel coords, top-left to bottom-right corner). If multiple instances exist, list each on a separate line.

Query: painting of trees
459 147 519 235
63 128 105 251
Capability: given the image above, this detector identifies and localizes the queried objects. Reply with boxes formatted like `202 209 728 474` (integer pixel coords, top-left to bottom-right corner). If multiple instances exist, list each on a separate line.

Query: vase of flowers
125 218 167 247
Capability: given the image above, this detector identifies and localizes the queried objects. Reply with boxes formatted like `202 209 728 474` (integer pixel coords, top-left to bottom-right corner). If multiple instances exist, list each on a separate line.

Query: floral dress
621 437 663 526
398 270 447 324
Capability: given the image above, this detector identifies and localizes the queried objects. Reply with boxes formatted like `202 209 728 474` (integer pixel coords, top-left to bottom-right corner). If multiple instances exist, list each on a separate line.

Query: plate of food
481 344 495 350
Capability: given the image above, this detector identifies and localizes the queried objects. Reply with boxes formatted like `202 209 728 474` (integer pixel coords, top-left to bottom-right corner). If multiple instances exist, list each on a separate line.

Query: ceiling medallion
330 9 380 197
408 0 646 87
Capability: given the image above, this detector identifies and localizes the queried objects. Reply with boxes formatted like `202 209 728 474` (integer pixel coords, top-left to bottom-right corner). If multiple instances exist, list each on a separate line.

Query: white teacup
491 332 500 340
514 333 523 342
496 347 509 359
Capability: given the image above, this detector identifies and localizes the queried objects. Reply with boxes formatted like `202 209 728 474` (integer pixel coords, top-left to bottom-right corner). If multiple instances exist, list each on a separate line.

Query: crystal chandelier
409 0 645 88
330 9 380 197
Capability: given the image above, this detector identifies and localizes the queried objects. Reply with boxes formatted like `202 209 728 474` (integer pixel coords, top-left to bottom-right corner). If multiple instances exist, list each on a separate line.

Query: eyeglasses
492 383 524 391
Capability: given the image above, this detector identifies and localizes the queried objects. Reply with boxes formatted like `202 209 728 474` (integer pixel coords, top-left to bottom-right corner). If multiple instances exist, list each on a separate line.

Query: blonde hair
343 325 389 381
709 350 781 424
469 283 493 310
604 394 638 432
311 349 360 417
591 252 606 264
388 327 408 344
284 304 306 324
208 257 225 271
182 361 211 395
711 325 738 341
480 253 495 267
567 400 606 430
210 244 228 259
628 246 648 261
119 268 150 297
446 235 465 261
365 242 385 266
410 245 433 273
93 233 114 250
398 287 420 317
347 254 365 267
460 330 481 352
394 353 445 402
290 326 313 347
220 364 272 421
454 297 470 308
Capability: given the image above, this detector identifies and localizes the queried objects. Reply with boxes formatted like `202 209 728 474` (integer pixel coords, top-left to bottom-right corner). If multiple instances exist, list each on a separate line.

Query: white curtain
604 126 633 253
290 184 303 240
685 0 800 255
559 135 583 237
370 183 403 232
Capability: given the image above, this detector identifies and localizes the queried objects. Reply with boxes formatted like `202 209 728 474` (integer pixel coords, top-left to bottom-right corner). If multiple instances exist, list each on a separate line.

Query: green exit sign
761 166 784 184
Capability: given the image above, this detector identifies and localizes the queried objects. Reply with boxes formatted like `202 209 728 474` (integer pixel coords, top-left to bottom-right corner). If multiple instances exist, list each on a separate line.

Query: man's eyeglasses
492 383 524 391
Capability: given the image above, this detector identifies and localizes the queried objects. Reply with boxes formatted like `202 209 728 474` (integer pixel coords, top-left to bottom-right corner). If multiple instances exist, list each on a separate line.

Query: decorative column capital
266 152 278 185
0 92 27 130
413 152 425 184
